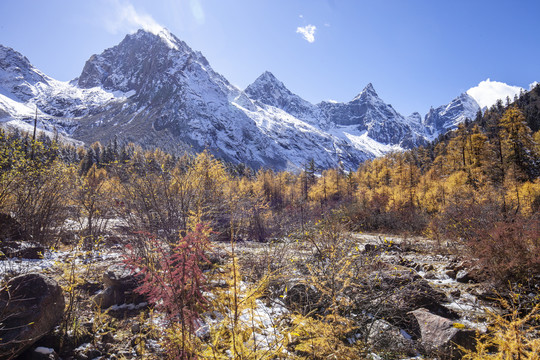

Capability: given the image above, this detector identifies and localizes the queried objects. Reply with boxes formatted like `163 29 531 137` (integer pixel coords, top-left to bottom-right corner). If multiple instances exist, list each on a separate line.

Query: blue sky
1 0 539 116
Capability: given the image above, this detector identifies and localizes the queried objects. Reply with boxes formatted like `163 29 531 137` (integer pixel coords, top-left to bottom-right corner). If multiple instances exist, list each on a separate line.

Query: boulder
366 319 417 356
0 213 27 242
92 286 125 309
103 264 137 289
0 241 45 259
0 274 64 360
283 283 324 315
445 269 457 279
455 270 472 283
410 308 476 359
351 269 456 338
92 265 142 308
384 279 456 337
452 261 487 284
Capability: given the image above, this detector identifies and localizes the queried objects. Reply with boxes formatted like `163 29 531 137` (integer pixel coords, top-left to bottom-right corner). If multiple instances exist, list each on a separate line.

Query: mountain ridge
0 28 483 170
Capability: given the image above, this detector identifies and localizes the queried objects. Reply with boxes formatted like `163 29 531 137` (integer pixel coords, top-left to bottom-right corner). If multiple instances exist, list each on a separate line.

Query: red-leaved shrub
125 223 212 358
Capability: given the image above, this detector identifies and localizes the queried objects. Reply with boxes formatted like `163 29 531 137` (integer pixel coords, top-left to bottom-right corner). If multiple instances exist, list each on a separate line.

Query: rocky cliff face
424 93 480 138
0 44 120 139
318 83 426 148
244 71 327 127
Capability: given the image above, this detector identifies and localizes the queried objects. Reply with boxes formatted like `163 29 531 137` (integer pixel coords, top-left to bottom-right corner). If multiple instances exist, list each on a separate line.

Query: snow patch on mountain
424 93 480 139
245 71 327 127
0 29 490 170
0 44 129 136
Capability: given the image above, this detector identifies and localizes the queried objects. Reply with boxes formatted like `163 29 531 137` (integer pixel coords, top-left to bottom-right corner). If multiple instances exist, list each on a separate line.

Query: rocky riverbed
0 230 508 359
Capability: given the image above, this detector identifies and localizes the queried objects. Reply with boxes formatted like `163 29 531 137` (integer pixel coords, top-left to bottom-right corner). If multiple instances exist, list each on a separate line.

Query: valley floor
2 221 523 360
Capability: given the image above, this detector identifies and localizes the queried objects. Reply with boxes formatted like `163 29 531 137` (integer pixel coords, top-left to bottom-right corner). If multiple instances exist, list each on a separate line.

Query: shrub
470 215 540 284
125 223 211 359
462 294 540 359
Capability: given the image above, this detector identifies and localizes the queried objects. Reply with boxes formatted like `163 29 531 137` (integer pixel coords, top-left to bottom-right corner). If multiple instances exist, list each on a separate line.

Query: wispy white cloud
466 78 523 109
296 24 316 43
189 0 205 24
530 81 539 90
103 0 164 35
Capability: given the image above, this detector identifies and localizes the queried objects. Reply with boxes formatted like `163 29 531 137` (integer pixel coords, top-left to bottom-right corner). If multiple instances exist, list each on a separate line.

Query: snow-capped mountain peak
424 92 480 137
0 45 50 101
0 45 128 142
144 27 180 50
1 28 487 170
245 71 294 105
245 71 325 126
352 83 378 102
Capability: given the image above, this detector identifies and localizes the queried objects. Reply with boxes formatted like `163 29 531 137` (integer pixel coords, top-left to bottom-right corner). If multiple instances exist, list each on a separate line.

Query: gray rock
410 308 476 359
445 269 457 279
0 274 64 360
92 286 124 309
93 264 142 308
103 264 136 289
456 270 472 283
366 319 417 356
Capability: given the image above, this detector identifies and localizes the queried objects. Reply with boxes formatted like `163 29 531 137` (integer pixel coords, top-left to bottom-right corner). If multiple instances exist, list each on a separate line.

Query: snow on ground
239 298 288 349
0 247 124 280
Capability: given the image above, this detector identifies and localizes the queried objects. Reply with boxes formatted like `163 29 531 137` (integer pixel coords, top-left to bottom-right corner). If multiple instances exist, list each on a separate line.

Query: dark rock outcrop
283 283 324 315
0 274 64 360
0 213 27 242
0 241 45 260
92 264 141 308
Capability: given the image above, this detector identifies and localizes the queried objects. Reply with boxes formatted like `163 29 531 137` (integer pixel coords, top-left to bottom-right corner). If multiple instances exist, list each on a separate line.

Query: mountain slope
72 29 376 169
318 84 426 148
0 28 485 170
424 93 481 138
0 44 126 141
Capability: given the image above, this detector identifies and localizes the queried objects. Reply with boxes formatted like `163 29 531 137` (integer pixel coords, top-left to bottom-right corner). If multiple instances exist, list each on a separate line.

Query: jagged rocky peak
352 82 379 101
424 92 480 134
131 27 182 51
245 71 296 104
253 71 282 87
76 28 195 92
0 45 49 100
407 112 423 124
244 70 325 125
